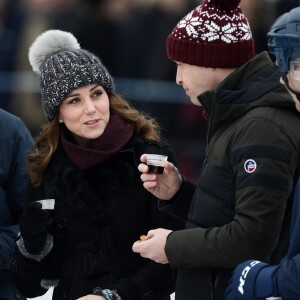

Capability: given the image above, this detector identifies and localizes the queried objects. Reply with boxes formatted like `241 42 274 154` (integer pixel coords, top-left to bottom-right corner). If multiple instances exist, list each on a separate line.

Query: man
225 5 300 300
132 0 300 299
0 108 33 299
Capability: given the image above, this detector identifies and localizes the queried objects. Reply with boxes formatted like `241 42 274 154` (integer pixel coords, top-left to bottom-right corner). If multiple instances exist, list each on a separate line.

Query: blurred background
0 0 298 182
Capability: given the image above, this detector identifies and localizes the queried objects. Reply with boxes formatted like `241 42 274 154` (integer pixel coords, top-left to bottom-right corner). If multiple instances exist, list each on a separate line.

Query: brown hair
28 93 161 186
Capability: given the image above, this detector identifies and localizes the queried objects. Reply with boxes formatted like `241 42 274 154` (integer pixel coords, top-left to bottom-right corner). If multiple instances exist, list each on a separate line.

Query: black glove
19 202 51 254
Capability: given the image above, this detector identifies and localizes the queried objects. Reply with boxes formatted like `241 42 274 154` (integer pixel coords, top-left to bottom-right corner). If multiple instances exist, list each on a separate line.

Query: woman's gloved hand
19 201 52 254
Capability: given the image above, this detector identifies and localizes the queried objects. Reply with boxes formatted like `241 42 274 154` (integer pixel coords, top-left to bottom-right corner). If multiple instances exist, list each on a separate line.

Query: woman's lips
84 119 100 126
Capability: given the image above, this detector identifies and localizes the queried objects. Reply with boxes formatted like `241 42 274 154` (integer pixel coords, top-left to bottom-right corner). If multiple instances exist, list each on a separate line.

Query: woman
11 29 180 300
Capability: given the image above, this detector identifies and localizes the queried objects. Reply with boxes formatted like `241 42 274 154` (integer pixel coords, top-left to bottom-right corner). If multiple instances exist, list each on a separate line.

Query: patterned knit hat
29 30 114 121
166 0 255 68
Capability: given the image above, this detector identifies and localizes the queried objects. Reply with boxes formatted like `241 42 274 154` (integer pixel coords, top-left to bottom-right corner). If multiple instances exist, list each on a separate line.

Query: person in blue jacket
225 4 300 300
0 108 33 300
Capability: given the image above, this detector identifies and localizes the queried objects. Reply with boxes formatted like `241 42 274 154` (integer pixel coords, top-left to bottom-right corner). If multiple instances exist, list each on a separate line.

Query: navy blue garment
225 177 300 300
0 108 33 299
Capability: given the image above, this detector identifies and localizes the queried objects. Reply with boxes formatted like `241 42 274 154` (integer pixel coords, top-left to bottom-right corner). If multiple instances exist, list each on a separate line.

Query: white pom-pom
28 29 81 74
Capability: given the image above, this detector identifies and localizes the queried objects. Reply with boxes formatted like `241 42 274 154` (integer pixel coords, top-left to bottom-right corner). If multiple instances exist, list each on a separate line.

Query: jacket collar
198 51 294 122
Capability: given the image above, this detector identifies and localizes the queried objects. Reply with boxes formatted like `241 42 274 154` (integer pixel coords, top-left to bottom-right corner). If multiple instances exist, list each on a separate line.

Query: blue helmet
267 6 300 72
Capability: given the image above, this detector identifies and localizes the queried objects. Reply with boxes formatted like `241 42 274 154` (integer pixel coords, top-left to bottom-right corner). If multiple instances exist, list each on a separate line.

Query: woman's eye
93 90 103 97
68 98 79 104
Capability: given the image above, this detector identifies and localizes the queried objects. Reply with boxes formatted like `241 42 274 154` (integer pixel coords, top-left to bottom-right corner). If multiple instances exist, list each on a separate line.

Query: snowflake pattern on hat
172 0 252 44
177 12 201 38
166 0 255 68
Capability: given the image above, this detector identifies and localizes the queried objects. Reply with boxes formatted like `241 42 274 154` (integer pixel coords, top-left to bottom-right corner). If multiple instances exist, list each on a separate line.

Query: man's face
280 59 300 112
290 58 300 81
280 74 300 112
175 61 235 106
175 62 221 106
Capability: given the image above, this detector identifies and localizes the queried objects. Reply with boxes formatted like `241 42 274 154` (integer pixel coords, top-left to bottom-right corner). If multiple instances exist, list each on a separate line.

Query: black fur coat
11 135 183 300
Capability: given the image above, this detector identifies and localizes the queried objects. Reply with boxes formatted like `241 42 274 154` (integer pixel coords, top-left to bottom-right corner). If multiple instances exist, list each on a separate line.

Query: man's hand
138 154 182 200
132 228 172 264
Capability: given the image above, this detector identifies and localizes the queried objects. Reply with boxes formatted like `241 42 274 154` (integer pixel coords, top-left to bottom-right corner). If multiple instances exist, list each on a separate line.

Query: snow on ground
27 288 175 299
27 288 53 300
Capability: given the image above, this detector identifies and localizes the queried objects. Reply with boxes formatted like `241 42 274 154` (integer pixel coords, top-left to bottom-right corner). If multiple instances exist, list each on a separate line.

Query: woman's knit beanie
28 30 114 121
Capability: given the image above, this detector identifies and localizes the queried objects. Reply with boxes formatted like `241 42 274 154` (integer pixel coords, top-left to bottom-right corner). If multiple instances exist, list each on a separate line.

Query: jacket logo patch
244 159 257 173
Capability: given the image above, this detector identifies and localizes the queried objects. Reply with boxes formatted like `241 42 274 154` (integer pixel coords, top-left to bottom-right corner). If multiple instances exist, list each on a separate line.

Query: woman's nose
84 99 96 113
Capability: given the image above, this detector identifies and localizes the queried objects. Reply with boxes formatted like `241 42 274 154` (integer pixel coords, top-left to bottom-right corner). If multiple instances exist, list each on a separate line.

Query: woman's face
59 84 110 147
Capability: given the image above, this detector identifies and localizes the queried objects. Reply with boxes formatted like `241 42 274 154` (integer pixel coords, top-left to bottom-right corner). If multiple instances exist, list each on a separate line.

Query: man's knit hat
166 0 255 68
29 30 114 121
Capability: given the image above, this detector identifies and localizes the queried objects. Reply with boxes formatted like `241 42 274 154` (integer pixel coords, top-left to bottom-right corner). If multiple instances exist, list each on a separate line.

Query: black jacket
11 135 182 300
163 52 300 299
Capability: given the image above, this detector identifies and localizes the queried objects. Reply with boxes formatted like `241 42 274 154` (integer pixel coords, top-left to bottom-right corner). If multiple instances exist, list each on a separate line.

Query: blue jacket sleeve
253 254 300 299
225 179 300 300
0 112 33 270
0 225 20 269
6 117 34 222
227 255 300 300
275 254 300 299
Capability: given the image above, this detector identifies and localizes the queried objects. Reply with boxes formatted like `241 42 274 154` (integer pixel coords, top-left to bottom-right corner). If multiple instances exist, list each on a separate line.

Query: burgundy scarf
61 114 134 170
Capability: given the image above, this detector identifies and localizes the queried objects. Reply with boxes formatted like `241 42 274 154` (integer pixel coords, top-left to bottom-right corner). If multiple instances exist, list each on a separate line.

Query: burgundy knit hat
166 0 255 68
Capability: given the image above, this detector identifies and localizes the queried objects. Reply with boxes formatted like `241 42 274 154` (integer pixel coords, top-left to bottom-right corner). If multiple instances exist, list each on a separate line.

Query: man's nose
176 70 183 85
